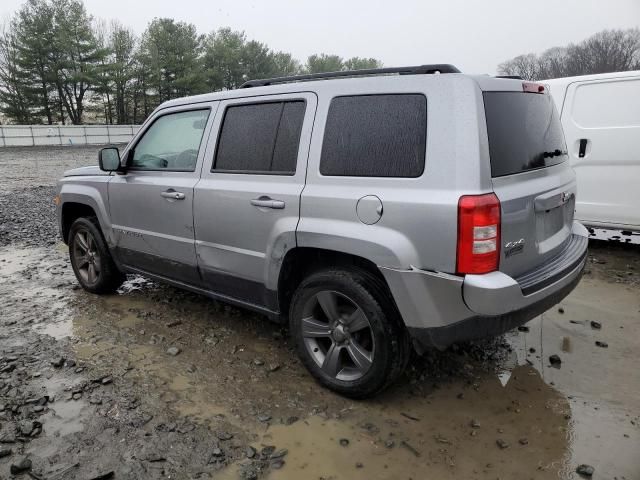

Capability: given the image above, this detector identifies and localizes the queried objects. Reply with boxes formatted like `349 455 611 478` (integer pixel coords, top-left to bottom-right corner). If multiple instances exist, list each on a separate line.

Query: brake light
456 193 501 275
522 82 545 93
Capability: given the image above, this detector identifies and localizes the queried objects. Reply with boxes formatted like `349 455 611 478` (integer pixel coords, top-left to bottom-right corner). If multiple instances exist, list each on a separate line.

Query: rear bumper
408 267 583 351
381 221 588 351
463 222 588 314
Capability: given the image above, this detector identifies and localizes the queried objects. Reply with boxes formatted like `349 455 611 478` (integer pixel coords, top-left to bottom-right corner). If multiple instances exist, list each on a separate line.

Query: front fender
58 178 113 244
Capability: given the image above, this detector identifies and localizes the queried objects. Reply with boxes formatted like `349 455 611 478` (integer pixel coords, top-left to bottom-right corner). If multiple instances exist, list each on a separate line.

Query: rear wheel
68 217 124 294
290 268 410 398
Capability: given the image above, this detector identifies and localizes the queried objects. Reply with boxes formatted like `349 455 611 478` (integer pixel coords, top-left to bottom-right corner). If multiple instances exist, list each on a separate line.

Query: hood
63 166 110 177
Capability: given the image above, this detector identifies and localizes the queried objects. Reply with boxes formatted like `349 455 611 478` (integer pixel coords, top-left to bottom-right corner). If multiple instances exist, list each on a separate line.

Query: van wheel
68 217 124 294
290 268 410 398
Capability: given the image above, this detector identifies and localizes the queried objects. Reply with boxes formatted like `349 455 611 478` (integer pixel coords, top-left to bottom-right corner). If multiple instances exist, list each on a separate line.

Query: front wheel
68 217 124 294
290 268 410 398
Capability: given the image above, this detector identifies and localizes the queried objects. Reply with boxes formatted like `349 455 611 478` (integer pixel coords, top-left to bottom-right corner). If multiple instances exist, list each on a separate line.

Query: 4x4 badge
504 238 525 257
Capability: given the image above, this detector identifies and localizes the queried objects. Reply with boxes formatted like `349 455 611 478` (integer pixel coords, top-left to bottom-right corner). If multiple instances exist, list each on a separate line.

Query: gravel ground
0 146 114 247
0 185 58 247
0 146 639 480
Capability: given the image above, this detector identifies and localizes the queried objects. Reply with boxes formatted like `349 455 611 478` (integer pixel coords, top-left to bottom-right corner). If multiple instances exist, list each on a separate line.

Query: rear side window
320 94 427 177
214 100 305 174
484 92 566 177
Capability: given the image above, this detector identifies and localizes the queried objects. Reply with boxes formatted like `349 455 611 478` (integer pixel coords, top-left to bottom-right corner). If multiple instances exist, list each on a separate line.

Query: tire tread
69 216 124 294
290 266 410 398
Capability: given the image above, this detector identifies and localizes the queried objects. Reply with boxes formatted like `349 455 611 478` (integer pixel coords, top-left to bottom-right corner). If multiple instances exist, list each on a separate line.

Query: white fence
0 125 140 147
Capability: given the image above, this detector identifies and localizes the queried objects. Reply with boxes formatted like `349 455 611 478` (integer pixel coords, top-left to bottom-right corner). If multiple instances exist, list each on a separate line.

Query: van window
572 79 640 128
320 94 427 177
214 100 305 174
484 92 566 177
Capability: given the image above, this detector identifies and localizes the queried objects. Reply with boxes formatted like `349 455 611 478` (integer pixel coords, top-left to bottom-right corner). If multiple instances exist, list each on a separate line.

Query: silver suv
56 65 588 398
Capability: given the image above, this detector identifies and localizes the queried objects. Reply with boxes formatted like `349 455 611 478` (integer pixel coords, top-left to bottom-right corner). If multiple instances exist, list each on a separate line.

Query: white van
544 71 640 233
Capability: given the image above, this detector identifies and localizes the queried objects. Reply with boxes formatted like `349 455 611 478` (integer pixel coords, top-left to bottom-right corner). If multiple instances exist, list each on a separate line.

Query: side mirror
99 147 121 172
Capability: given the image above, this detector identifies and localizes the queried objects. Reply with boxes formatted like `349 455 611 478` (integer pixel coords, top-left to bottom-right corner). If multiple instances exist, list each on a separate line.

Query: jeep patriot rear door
194 93 316 311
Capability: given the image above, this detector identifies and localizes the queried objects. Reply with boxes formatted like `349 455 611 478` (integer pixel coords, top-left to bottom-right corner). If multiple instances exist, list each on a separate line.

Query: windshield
484 91 567 177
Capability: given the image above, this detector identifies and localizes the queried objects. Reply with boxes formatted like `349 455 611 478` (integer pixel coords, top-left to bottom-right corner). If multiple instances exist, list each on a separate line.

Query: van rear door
558 76 640 230
483 87 576 278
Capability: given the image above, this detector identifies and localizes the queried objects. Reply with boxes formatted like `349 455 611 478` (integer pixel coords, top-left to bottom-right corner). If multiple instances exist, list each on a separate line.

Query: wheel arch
276 246 397 319
59 183 112 245
61 202 99 243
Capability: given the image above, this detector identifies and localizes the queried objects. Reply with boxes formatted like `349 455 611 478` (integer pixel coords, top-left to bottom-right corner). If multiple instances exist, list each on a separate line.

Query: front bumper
381 222 589 351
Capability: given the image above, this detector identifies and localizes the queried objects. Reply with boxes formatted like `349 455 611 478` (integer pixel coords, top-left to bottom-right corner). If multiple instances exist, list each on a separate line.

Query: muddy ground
0 146 638 480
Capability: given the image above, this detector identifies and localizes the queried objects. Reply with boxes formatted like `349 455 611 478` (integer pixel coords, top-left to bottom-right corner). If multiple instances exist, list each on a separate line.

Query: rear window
320 94 427 177
484 92 566 177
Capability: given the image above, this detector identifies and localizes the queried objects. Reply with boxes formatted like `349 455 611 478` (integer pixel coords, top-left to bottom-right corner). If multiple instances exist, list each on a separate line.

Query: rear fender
296 221 418 269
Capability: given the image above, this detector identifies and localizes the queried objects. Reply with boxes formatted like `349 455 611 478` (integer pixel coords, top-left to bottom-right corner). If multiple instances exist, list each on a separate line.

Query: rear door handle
250 197 285 209
161 190 185 200
578 139 588 158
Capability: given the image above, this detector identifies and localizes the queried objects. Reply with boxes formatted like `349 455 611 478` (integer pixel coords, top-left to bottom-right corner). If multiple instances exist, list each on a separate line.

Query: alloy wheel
73 229 101 285
301 290 375 381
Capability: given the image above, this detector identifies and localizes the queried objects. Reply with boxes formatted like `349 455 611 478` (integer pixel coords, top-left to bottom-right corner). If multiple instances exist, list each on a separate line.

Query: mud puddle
254 365 569 479
1 242 639 479
506 261 640 480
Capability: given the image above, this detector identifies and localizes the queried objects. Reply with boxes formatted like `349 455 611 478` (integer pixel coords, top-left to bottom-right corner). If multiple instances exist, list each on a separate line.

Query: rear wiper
542 149 567 158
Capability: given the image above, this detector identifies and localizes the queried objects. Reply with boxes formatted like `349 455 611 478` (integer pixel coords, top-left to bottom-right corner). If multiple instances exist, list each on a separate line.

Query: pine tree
51 0 108 124
12 0 57 124
110 22 136 124
0 24 33 123
137 18 206 109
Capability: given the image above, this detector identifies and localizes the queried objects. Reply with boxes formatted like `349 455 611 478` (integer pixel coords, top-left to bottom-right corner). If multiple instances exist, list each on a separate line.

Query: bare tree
498 28 640 80
498 53 540 80
537 47 569 79
565 29 640 76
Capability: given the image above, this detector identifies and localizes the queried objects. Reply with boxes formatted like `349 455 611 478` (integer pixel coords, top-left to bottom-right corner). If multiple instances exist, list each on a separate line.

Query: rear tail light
522 81 545 93
456 193 501 275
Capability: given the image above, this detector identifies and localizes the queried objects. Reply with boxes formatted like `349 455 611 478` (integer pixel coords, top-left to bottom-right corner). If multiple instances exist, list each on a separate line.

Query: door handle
578 139 588 158
250 197 285 209
161 190 186 200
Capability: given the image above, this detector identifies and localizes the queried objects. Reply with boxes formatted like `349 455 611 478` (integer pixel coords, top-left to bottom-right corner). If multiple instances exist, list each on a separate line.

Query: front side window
130 109 210 171
213 100 306 174
320 94 427 177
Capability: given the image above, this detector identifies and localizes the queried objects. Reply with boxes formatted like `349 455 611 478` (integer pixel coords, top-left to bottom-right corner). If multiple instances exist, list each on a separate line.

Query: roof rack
240 64 461 88
495 75 523 80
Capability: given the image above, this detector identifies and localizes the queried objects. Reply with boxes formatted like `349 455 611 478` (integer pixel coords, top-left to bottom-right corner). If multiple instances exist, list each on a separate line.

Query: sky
1 0 639 74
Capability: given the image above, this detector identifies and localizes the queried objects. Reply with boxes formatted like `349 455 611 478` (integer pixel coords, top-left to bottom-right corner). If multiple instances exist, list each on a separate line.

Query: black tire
289 267 410 398
68 217 124 294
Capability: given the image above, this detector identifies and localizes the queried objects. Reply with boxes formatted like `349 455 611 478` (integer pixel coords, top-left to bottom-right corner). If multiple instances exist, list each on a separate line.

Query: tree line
0 0 382 125
498 28 640 81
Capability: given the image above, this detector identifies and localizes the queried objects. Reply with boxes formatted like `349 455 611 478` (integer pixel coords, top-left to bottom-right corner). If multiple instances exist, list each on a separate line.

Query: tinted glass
215 103 281 172
320 94 427 177
131 109 209 171
214 101 305 174
484 92 566 177
272 102 306 172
